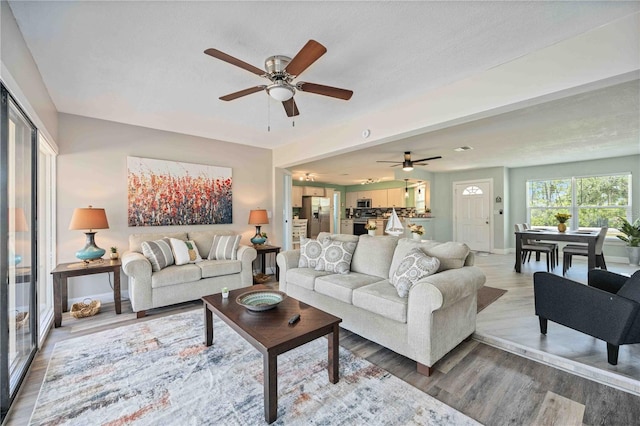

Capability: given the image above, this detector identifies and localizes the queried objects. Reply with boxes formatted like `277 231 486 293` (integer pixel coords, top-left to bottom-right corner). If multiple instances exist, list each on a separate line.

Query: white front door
454 180 492 252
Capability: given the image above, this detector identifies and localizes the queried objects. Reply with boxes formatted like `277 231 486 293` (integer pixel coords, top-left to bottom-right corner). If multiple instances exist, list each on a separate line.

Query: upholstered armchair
533 270 640 365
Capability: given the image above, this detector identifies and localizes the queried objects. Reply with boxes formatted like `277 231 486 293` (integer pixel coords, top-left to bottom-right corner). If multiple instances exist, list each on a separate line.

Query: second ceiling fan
377 151 443 171
204 40 353 117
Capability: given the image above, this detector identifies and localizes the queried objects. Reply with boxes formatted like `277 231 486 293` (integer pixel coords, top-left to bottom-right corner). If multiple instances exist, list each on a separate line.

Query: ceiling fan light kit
204 40 353 118
378 151 442 172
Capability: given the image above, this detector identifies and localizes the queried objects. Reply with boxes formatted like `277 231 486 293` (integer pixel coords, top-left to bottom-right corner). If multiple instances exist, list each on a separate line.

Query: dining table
514 228 600 273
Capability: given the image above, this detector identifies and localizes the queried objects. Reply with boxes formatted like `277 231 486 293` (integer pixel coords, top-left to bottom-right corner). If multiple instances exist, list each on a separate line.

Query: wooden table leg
515 234 522 273
328 324 339 384
114 269 122 314
264 352 277 423
53 275 62 328
61 277 69 312
588 239 596 270
204 305 213 347
261 253 266 275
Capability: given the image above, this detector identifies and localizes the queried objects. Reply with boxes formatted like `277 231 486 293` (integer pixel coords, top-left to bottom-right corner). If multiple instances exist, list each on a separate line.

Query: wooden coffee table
202 284 341 423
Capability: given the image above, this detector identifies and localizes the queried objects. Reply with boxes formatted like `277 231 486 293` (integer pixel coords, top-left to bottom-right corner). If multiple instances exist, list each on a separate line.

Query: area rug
31 311 480 425
477 286 507 313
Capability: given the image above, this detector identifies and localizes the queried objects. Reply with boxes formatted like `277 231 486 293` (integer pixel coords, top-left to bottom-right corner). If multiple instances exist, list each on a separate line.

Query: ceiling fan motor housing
265 55 292 78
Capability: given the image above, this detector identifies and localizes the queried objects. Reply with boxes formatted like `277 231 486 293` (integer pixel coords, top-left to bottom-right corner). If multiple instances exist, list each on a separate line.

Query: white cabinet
303 186 325 196
357 190 373 200
371 189 387 208
387 188 406 208
292 186 303 208
340 219 354 234
345 192 358 208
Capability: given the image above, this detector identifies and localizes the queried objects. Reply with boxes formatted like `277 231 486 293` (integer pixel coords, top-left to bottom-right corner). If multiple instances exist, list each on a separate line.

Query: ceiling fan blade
219 86 266 101
297 82 353 100
412 156 443 163
204 48 265 76
282 98 300 117
285 40 327 77
376 161 401 164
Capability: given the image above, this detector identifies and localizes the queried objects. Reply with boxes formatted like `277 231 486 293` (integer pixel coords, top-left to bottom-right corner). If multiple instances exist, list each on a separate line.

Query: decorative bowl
236 290 286 312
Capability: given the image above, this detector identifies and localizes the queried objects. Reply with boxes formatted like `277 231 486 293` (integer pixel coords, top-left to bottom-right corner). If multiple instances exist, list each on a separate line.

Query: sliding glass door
1 84 38 420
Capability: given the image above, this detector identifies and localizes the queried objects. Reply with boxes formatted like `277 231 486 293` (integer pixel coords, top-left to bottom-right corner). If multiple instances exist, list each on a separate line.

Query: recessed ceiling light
454 146 473 152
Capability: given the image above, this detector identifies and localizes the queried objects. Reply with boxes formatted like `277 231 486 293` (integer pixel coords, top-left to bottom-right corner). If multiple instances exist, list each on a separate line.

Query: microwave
356 199 372 208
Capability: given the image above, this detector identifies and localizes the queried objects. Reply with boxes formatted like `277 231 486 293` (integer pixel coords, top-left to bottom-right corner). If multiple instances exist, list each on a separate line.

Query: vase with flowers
554 213 571 232
409 223 425 240
365 222 377 236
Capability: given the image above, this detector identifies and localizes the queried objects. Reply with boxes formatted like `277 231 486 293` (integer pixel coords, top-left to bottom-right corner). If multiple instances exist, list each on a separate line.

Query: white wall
57 113 273 302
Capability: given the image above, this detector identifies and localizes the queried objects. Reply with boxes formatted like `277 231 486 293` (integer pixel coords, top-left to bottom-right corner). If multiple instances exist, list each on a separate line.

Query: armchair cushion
617 271 640 304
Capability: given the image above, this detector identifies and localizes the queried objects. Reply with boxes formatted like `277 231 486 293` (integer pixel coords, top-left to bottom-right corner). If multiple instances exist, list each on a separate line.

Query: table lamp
69 206 109 262
248 209 268 245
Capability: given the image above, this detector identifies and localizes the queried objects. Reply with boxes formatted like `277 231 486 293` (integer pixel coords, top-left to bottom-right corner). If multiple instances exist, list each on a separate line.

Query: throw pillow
315 239 357 274
141 238 174 272
299 237 324 268
169 238 203 265
391 248 440 297
208 235 241 260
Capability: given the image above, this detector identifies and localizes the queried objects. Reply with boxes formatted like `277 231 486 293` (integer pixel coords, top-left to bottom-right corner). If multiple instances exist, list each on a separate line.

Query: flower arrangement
365 223 377 230
554 213 571 223
409 224 424 235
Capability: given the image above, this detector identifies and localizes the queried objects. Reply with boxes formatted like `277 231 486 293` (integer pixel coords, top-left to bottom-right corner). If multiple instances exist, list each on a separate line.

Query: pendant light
404 179 409 198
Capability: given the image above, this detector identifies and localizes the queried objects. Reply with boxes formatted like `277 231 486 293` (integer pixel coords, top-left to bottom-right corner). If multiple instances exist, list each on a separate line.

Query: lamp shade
69 206 109 231
13 208 28 232
248 209 269 225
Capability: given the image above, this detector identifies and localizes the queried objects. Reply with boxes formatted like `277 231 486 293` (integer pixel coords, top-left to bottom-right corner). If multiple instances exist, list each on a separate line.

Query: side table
51 259 122 328
254 245 281 281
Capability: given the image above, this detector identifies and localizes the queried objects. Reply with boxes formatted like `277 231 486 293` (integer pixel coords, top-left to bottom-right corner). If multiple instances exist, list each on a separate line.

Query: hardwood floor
5 256 640 425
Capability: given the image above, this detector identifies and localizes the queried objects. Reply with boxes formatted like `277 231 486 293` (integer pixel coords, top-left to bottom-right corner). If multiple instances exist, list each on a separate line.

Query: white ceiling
8 1 640 185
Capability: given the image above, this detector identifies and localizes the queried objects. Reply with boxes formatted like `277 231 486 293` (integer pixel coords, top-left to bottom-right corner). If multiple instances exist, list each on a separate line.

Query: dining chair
523 223 558 263
562 227 608 275
515 224 556 272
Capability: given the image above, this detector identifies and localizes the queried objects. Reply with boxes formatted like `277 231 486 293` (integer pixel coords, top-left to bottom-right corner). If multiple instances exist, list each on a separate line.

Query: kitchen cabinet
340 219 354 234
292 186 303 207
303 186 325 196
371 189 387 208
387 188 406 208
357 190 373 200
345 192 358 208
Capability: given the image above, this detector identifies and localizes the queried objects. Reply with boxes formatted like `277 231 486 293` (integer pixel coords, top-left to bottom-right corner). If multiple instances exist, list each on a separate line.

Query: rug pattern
31 311 479 425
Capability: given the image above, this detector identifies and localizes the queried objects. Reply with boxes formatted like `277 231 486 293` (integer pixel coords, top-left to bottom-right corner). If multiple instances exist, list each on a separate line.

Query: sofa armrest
409 266 486 313
121 251 152 279
121 251 153 312
237 245 257 287
276 250 301 292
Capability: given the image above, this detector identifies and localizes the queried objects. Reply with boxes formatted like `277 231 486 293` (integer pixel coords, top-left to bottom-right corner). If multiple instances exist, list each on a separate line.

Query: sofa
122 230 256 317
276 232 486 375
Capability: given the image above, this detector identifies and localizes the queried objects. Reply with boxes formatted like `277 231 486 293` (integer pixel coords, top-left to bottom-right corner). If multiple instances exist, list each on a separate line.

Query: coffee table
202 284 342 423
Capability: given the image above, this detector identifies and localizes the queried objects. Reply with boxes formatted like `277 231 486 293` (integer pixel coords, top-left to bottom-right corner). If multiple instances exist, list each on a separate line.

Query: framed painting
127 156 232 226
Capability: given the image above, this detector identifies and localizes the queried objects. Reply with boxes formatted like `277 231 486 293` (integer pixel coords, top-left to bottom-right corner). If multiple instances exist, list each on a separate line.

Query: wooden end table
254 245 281 281
202 285 341 423
51 259 122 328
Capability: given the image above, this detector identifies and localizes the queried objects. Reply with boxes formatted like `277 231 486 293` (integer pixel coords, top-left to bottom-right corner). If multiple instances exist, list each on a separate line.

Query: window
527 174 631 238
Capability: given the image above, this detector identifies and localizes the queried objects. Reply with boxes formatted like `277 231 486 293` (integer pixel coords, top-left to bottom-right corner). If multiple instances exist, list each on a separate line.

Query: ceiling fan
377 151 442 171
204 40 353 117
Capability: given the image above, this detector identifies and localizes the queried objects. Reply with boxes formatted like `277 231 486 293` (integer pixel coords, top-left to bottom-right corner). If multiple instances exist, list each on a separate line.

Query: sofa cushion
189 230 236 259
197 259 242 278
617 270 640 303
353 280 408 323
315 239 357 274
390 239 470 277
151 264 202 288
315 273 384 304
351 234 399 278
391 248 440 297
286 268 332 291
129 232 187 253
299 237 325 269
170 238 203 265
141 238 174 272
208 235 241 260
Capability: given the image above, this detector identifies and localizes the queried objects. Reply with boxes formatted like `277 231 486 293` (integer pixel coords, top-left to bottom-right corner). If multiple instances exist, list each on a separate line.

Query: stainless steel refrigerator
301 197 330 238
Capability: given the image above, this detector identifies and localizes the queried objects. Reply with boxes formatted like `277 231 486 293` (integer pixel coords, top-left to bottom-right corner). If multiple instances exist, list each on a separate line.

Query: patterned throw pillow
141 238 174 272
315 239 357 274
298 237 324 268
208 235 241 260
391 248 440 297
169 238 203 266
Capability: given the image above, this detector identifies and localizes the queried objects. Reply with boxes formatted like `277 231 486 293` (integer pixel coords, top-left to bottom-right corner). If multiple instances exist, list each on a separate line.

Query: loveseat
276 232 486 375
122 230 256 317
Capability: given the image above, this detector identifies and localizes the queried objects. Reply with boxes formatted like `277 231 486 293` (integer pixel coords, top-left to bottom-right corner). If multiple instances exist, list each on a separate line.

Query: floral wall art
127 156 232 226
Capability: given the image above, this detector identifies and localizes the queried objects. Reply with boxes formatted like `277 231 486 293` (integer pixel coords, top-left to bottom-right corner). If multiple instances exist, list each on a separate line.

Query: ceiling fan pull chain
267 95 271 132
